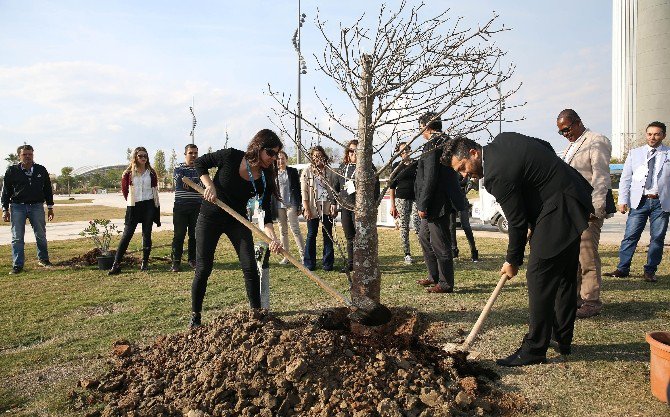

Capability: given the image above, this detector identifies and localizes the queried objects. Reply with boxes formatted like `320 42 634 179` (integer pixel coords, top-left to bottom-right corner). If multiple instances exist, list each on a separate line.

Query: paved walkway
0 192 652 247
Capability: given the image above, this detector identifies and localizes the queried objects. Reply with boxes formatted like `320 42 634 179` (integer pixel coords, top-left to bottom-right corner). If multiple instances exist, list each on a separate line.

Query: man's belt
645 194 659 199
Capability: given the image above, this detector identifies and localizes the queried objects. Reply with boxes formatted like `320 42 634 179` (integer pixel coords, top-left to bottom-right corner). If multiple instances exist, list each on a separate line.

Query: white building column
611 0 637 160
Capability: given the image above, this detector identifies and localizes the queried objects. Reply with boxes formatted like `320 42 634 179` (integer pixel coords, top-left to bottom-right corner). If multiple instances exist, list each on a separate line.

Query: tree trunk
351 54 381 304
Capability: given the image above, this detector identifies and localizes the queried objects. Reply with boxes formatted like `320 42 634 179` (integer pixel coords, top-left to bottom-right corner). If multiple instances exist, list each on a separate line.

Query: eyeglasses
347 149 356 154
264 148 279 158
137 154 148 159
558 121 577 136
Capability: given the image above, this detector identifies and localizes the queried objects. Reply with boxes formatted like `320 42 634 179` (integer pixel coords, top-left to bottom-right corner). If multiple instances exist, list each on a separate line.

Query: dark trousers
114 200 155 264
191 213 261 312
450 209 477 253
522 237 581 356
171 204 200 263
418 214 454 290
341 209 355 269
303 215 334 270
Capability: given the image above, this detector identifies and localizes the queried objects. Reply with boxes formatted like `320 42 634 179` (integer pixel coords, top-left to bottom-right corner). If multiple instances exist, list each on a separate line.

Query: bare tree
268 1 522 307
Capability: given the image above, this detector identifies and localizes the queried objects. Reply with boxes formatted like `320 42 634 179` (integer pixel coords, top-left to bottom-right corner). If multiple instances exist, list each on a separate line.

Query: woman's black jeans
191 213 261 312
340 209 356 269
113 200 155 264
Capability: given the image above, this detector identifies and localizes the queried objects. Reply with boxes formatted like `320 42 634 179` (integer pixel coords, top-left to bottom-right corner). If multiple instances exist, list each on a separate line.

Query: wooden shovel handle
461 274 510 351
182 177 352 307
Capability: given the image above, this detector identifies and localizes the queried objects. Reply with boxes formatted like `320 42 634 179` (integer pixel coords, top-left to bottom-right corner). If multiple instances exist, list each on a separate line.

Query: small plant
79 219 121 256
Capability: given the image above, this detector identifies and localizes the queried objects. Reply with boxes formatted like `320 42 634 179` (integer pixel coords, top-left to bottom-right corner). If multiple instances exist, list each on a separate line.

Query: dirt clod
73 309 524 416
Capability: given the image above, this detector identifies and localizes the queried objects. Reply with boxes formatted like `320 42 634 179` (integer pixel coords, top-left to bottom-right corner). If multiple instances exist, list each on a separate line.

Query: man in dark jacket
1 144 55 274
414 112 465 293
442 133 593 366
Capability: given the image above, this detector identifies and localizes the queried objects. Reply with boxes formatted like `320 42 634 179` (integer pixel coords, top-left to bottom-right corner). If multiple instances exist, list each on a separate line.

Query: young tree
168 148 178 190
154 149 167 190
60 166 74 195
5 153 19 169
269 1 521 307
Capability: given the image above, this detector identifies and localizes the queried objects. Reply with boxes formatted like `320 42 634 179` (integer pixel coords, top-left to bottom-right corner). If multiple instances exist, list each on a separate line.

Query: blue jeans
617 197 669 274
10 203 49 268
303 215 334 270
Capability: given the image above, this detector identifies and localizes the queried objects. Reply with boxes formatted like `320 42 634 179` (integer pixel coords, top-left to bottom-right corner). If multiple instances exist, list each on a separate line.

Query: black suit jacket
415 134 465 219
483 133 593 265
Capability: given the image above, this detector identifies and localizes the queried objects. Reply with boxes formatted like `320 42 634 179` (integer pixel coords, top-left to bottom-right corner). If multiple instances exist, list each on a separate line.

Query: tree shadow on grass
568 341 649 363
601 300 669 322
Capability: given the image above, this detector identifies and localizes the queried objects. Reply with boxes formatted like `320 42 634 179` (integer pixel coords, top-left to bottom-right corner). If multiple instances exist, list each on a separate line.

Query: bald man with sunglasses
556 109 613 319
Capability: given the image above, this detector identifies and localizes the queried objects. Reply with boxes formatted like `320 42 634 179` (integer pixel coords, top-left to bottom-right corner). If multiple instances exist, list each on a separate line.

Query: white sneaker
404 255 413 265
279 258 289 265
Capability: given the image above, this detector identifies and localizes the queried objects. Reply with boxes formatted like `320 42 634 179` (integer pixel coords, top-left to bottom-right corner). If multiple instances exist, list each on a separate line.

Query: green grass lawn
0 206 127 227
0 227 668 416
53 199 94 205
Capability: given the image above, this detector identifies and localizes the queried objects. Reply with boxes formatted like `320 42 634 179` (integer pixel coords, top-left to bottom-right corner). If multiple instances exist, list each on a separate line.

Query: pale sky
0 0 612 174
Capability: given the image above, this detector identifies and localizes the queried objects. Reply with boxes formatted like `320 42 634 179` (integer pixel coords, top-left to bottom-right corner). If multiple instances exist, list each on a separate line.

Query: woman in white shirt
109 147 161 275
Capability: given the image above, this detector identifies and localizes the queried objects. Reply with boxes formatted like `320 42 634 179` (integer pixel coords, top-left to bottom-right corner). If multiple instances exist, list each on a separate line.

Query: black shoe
496 347 547 367
188 260 197 269
605 269 629 278
189 312 201 328
471 250 479 262
108 263 121 276
170 262 181 273
340 265 352 273
38 259 53 268
140 261 149 271
643 271 657 283
10 266 23 275
452 248 459 258
549 339 572 355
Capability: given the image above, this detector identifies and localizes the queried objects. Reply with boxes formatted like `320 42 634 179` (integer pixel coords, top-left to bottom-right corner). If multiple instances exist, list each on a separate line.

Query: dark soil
70 309 526 417
54 249 143 267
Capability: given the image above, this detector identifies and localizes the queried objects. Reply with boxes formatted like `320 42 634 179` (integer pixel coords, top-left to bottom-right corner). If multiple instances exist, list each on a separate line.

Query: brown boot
576 304 600 319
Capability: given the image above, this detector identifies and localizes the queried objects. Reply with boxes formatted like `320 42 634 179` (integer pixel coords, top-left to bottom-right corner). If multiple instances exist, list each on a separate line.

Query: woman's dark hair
309 145 330 165
343 139 359 164
245 129 283 200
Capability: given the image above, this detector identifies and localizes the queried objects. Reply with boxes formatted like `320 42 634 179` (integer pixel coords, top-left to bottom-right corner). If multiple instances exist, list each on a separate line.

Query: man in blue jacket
606 121 670 283
2 145 55 274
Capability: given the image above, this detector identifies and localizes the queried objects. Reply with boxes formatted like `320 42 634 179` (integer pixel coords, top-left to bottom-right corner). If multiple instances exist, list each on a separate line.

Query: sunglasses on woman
264 148 279 157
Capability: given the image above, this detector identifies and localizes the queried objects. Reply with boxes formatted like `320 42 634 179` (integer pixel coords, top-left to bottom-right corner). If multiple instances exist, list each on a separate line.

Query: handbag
605 189 616 214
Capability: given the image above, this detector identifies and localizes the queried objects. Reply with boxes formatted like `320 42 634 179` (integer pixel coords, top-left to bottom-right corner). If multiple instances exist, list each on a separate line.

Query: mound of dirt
55 249 141 267
71 309 525 417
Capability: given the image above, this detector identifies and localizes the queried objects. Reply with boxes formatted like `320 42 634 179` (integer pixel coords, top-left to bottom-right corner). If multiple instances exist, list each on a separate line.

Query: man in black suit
441 133 593 366
414 112 466 293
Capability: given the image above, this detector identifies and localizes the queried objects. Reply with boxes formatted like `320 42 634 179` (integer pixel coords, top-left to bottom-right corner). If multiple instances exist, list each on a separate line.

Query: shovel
445 274 510 359
182 177 392 326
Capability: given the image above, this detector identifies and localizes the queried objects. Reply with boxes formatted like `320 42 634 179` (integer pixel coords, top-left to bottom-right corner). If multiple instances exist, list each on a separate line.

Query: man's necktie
645 148 657 189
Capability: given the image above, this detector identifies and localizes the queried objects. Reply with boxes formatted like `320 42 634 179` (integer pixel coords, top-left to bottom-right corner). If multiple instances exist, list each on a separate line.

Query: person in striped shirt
170 144 203 272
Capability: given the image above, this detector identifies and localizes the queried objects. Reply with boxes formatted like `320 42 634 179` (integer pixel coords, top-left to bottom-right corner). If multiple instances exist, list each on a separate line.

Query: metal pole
297 0 302 164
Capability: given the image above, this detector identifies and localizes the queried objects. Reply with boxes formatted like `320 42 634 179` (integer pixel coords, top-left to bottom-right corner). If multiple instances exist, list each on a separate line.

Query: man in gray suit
607 121 670 283
557 109 612 318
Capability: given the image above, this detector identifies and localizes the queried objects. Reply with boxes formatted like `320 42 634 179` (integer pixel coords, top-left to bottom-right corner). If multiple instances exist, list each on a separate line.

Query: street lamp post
292 1 307 164
189 98 197 145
